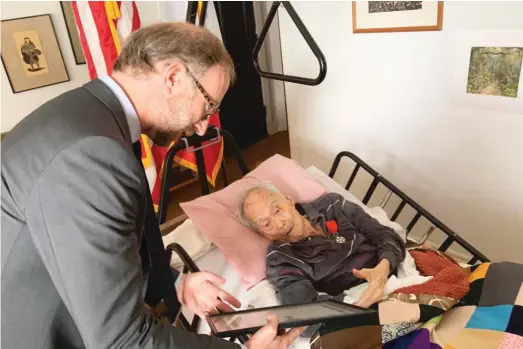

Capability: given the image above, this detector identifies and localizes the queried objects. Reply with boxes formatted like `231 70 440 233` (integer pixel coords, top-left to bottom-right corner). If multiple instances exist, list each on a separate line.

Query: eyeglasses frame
185 67 220 122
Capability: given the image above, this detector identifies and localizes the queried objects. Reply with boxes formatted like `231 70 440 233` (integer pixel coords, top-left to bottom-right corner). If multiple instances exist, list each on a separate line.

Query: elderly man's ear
285 195 294 205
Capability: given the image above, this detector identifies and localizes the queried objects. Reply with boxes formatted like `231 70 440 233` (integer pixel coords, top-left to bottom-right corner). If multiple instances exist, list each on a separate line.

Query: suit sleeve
266 248 318 305
327 194 406 272
25 136 238 349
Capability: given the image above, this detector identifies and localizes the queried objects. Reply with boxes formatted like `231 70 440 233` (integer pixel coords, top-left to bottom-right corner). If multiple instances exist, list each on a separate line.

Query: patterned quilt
319 261 523 349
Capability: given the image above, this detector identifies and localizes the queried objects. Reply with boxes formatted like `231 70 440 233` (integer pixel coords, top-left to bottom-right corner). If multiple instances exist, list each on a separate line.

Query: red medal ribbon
325 220 338 234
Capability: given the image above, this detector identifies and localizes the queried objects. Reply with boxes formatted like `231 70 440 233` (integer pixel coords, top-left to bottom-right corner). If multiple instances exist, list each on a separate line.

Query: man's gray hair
236 181 284 232
113 22 235 83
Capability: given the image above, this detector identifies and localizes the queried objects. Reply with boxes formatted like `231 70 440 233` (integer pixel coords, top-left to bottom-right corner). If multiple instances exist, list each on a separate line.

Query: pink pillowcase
180 154 328 288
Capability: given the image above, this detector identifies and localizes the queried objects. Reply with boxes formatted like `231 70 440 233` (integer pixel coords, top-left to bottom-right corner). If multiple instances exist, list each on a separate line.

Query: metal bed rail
328 151 490 265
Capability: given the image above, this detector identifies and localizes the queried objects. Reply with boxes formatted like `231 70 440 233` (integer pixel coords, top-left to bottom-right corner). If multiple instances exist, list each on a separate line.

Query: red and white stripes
70 1 140 79
115 1 141 44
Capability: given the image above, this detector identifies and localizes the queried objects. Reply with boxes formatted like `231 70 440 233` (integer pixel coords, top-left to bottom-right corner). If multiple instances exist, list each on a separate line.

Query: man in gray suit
1 22 302 349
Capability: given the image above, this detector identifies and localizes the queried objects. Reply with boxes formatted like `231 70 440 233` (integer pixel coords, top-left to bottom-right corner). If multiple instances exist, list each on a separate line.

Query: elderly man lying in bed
237 182 406 308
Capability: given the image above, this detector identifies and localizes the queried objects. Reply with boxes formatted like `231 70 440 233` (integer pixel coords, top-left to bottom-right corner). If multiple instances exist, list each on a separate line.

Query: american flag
71 1 224 212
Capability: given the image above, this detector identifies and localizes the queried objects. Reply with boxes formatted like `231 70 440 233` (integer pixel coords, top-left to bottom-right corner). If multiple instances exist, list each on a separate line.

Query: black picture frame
207 299 377 338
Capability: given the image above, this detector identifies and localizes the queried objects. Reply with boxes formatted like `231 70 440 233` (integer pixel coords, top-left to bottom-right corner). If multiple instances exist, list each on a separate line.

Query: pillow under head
180 154 328 288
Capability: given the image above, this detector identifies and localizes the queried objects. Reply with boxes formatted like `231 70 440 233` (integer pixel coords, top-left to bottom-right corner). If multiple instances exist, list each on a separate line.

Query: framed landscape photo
450 31 523 114
1 14 70 93
60 1 86 65
352 1 444 33
466 47 522 99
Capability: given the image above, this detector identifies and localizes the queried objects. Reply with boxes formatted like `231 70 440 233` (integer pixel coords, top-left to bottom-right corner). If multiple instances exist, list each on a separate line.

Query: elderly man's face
243 188 303 242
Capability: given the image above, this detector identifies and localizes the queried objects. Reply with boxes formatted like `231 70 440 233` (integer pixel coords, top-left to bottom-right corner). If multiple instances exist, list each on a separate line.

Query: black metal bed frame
328 152 490 265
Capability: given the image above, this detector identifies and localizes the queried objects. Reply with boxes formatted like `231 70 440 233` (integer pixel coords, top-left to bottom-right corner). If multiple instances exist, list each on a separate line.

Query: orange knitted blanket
394 249 470 300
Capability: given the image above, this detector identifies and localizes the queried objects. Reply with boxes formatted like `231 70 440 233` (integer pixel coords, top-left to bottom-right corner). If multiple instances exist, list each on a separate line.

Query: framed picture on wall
466 47 522 99
450 30 523 114
1 14 70 93
352 1 444 33
60 1 86 65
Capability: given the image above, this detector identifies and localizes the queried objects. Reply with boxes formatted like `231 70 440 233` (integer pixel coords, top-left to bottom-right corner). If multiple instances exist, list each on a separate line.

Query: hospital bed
158 135 490 340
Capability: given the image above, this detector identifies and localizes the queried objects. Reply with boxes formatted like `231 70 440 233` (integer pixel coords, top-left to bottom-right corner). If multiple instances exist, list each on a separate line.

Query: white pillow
162 218 213 269
305 166 406 241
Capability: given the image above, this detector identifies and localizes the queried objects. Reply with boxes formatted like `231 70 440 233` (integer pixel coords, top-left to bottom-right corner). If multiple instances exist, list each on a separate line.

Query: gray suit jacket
1 79 238 349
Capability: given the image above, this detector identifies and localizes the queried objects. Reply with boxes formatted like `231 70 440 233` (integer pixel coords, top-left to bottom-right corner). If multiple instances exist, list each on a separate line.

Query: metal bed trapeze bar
253 1 327 86
328 151 490 265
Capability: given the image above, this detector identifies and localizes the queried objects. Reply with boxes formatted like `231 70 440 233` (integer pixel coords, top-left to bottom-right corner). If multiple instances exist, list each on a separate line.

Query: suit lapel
83 79 133 147
84 80 181 318
83 79 149 276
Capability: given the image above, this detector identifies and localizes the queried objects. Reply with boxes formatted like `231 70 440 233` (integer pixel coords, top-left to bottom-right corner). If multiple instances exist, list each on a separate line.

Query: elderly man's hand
353 259 391 308
176 271 241 318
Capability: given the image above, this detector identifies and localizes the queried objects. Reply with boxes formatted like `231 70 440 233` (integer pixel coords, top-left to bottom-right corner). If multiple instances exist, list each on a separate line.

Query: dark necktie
132 141 181 321
133 142 151 273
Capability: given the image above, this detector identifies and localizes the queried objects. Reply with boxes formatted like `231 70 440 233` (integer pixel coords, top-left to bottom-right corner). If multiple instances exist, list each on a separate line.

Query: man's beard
149 94 194 147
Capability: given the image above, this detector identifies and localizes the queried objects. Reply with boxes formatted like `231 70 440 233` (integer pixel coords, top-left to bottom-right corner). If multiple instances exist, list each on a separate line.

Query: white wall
279 1 523 262
253 1 288 135
1 1 161 132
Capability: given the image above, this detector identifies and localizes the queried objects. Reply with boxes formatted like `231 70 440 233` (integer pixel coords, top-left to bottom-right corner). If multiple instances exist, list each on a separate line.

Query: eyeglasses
186 67 220 122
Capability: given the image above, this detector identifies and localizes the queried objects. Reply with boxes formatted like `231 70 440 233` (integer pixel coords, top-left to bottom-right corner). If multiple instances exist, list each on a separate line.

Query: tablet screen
209 301 367 333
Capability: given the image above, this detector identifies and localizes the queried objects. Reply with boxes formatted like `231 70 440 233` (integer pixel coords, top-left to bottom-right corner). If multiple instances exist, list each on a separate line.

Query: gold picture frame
352 1 444 34
60 1 86 65
1 14 70 93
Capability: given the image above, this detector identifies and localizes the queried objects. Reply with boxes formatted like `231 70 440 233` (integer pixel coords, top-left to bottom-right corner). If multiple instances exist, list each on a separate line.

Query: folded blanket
392 249 470 300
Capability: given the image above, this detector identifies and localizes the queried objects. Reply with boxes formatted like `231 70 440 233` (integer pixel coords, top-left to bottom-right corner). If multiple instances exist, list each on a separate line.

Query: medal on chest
326 220 346 244
335 235 346 244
